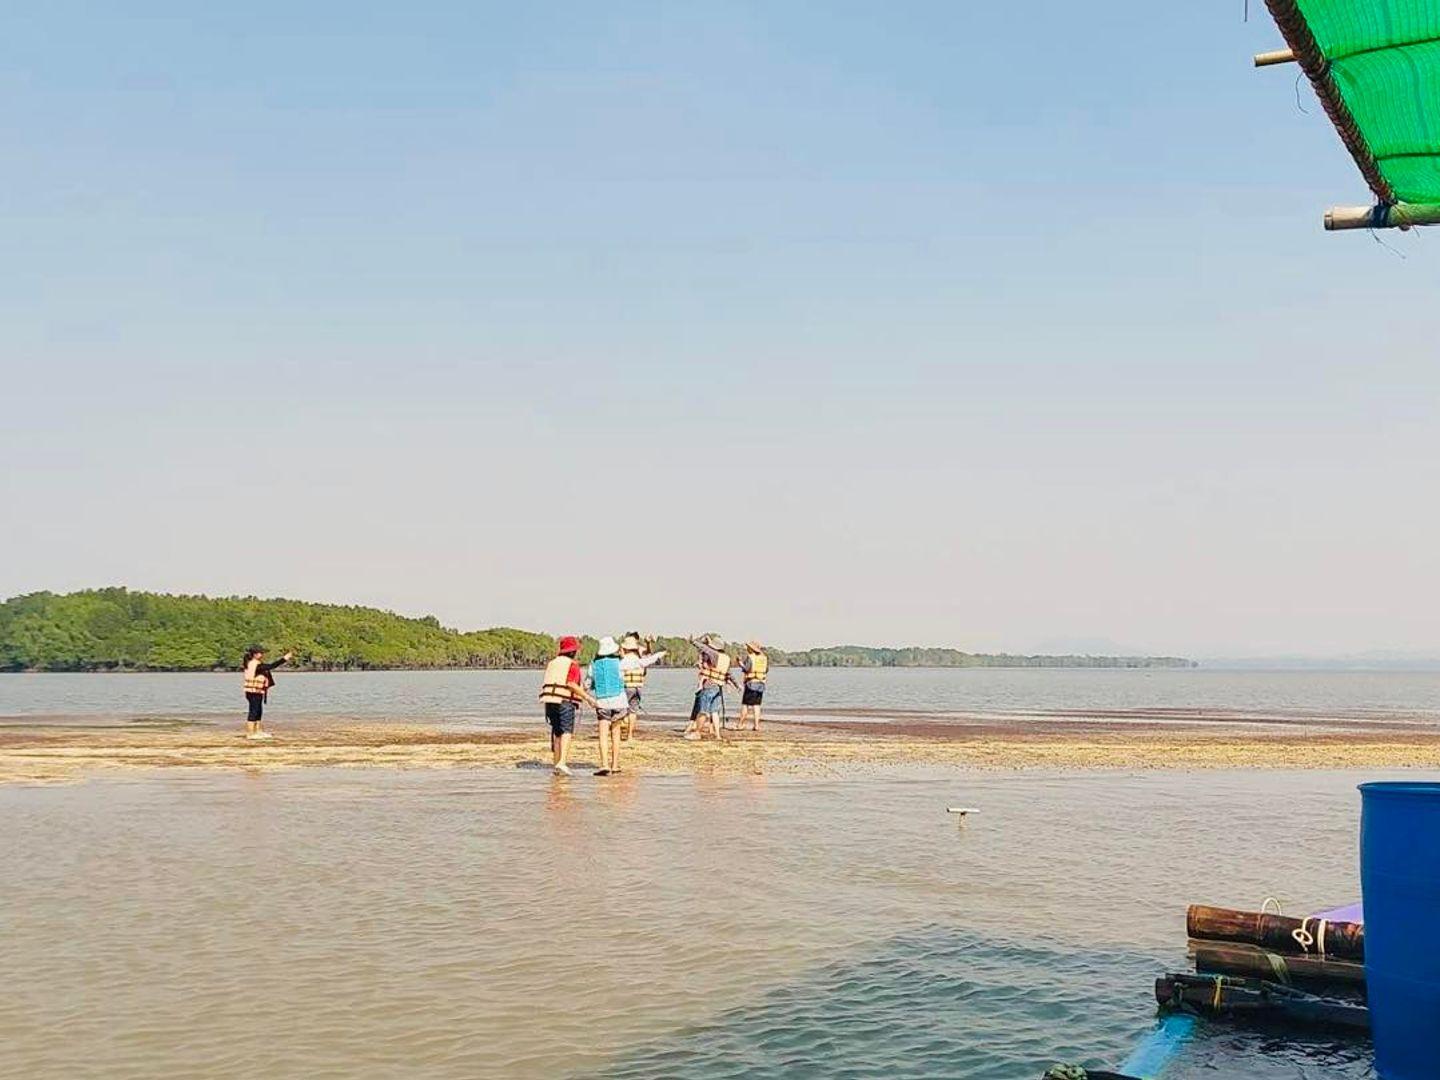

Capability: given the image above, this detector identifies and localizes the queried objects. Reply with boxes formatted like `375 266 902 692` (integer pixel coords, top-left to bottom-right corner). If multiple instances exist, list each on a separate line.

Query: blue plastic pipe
1120 1013 1196 1078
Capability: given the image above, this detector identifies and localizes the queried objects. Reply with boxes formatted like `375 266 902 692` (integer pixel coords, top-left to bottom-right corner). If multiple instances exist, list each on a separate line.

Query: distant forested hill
0 589 1195 672
777 646 1195 669
0 589 554 672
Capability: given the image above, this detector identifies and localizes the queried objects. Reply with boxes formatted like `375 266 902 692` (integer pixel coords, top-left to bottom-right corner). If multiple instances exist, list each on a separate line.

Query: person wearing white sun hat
586 636 631 775
618 631 666 741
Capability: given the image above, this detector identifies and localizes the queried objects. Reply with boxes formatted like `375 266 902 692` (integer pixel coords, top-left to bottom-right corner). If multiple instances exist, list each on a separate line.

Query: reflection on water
0 768 1382 1078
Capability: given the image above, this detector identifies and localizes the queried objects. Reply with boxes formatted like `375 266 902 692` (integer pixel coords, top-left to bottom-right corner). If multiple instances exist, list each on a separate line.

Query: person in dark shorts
736 640 769 732
538 635 597 776
242 645 293 740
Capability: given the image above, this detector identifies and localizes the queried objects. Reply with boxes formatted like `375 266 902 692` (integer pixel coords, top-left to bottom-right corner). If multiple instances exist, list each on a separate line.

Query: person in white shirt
618 632 666 741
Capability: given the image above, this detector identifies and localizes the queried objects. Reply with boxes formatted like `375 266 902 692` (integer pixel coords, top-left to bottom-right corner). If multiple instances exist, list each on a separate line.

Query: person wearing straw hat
735 640 769 732
586 636 631 776
684 634 739 741
618 631 666 741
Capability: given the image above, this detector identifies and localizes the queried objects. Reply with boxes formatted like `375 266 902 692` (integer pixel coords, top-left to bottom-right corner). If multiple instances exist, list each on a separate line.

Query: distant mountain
0 588 1196 672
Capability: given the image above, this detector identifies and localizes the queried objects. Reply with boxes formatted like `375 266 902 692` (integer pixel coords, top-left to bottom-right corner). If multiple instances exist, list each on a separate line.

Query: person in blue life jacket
587 636 632 775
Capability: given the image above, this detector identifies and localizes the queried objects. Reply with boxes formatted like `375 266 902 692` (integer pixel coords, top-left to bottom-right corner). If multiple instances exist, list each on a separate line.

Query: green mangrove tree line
0 589 1194 672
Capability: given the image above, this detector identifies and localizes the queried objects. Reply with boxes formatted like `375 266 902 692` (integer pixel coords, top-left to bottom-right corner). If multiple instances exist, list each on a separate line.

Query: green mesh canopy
1268 0 1440 212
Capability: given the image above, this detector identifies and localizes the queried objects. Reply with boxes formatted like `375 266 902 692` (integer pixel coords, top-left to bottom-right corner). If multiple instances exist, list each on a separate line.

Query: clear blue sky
4 2 1438 657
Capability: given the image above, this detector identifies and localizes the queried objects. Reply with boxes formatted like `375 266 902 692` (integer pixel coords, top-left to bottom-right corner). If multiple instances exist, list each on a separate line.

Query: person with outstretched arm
618 632 666 741
683 634 740 741
242 645 294 741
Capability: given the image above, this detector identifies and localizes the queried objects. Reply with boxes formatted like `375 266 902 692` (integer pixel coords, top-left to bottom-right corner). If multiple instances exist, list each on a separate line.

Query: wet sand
4 710 1440 784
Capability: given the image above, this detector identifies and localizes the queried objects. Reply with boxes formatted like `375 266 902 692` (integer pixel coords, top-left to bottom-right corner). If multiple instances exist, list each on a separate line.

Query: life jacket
699 650 731 685
622 654 648 688
590 656 625 699
242 661 270 696
747 652 768 684
539 655 581 704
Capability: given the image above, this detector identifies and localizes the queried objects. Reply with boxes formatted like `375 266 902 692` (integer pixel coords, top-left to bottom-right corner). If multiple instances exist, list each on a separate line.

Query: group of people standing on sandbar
539 632 768 776
235 633 771 773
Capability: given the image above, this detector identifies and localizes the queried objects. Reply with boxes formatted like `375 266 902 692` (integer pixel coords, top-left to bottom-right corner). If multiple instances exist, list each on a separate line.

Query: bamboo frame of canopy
1260 0 1440 230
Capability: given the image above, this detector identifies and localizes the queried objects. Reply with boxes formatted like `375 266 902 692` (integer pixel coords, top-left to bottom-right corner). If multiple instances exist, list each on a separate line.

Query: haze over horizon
6 3 1439 659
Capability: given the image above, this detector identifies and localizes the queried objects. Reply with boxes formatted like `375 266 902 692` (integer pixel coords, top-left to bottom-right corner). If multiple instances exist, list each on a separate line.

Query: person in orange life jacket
242 645 294 741
684 634 739 741
538 635 599 776
586 636 633 776
618 632 666 742
735 641 769 732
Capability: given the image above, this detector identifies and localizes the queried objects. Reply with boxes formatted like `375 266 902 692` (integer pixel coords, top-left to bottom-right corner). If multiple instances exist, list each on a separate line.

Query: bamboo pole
1156 973 1370 1031
1326 202 1440 230
1187 904 1364 961
1190 941 1366 986
1254 47 1296 66
1264 0 1395 203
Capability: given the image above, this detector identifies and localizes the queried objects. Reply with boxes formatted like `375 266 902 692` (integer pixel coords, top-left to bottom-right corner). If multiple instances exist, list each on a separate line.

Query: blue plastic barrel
1360 781 1440 1080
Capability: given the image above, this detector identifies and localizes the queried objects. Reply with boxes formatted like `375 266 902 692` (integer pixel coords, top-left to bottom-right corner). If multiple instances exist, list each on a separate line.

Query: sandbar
3 711 1440 785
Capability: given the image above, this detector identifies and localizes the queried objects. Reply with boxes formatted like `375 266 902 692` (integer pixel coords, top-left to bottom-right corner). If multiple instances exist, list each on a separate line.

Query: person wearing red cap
538 635 597 775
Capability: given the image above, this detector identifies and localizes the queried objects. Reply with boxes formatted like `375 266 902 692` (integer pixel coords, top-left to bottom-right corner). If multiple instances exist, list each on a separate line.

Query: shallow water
5 667 1440 729
0 767 1382 1078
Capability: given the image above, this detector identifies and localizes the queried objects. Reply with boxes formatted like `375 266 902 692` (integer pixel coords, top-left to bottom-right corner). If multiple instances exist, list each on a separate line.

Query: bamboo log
1254 47 1296 66
1326 202 1440 230
1186 904 1364 961
1156 972 1369 1031
1190 941 1366 987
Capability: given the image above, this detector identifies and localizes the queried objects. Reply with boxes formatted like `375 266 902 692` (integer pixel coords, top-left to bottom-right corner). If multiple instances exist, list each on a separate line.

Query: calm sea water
1 671 1413 1076
0 767 1379 1079
5 667 1440 727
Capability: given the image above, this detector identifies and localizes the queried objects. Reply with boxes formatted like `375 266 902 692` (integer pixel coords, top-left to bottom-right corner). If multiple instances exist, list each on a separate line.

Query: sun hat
621 633 641 651
558 635 581 654
597 636 620 657
747 640 763 653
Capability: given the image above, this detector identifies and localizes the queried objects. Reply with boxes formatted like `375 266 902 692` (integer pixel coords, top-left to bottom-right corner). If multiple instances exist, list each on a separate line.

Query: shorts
695 685 723 715
545 701 576 737
246 693 265 722
596 707 628 726
742 686 765 706
626 687 643 710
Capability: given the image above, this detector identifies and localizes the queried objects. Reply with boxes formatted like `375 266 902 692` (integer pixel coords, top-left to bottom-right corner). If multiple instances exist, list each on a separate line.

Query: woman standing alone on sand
242 645 292 741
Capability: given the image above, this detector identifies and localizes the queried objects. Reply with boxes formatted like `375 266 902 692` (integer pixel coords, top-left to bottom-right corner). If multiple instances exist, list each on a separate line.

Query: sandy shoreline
4 712 1440 784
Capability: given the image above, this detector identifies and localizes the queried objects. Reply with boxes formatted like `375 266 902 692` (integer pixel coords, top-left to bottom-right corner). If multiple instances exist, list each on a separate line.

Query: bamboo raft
1044 901 1368 1077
